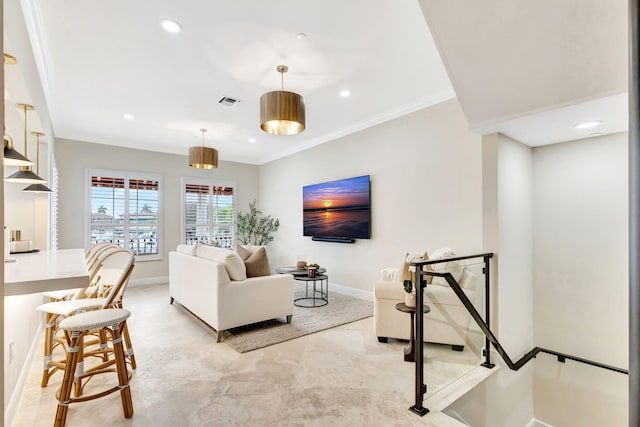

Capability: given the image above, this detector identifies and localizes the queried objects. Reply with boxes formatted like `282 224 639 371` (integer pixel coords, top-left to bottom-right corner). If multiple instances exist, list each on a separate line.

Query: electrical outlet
9 340 14 365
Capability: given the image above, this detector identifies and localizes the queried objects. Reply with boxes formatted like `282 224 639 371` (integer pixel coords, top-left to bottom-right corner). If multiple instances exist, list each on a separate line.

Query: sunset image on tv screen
303 175 370 239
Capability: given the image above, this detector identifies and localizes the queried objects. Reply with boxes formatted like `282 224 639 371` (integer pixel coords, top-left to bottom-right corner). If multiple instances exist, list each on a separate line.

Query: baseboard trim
129 276 168 287
5 322 44 427
329 282 373 301
525 418 554 427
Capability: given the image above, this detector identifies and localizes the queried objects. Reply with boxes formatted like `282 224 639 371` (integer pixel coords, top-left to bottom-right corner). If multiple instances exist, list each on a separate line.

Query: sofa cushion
196 242 219 259
429 248 463 286
375 279 473 305
176 244 196 256
196 244 247 281
244 247 272 277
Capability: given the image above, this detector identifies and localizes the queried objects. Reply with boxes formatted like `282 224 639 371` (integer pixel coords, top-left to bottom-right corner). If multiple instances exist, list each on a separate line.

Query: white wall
258 98 483 293
497 134 533 355
448 133 534 427
452 132 628 427
3 294 42 414
532 132 628 426
55 138 259 280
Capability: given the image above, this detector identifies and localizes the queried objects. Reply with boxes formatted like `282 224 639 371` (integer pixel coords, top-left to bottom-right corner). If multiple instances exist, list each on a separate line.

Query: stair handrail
407 253 629 417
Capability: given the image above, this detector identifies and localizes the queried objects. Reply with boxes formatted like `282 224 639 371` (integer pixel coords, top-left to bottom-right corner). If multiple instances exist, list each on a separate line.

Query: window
87 170 162 260
182 178 235 249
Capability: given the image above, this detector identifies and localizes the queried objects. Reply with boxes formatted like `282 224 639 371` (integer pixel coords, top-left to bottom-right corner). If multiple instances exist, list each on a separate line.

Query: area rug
222 286 373 353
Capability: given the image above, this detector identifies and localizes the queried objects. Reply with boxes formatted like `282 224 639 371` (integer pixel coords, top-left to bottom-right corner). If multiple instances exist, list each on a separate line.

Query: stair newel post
409 262 429 416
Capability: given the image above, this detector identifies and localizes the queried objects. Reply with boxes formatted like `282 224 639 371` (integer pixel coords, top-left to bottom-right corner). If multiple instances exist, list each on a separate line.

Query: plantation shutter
183 182 234 248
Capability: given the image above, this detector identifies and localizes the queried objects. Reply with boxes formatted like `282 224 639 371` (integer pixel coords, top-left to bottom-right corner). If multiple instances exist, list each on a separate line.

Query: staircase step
425 365 500 412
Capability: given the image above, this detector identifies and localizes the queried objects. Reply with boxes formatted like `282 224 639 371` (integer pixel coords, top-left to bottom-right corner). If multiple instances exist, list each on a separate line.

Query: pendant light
3 53 34 167
188 128 218 169
5 103 46 184
260 65 305 135
23 131 51 193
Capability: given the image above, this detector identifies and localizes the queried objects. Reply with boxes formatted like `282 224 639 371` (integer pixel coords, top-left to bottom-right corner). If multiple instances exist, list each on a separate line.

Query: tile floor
10 284 482 427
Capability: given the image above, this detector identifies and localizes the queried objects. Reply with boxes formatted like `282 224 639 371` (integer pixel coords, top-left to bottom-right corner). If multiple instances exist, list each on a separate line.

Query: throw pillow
244 247 272 277
401 251 432 284
196 244 247 281
429 248 463 286
235 244 253 261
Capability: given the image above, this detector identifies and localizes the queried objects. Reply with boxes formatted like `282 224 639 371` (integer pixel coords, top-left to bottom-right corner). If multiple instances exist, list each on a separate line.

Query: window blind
184 183 234 248
90 173 160 257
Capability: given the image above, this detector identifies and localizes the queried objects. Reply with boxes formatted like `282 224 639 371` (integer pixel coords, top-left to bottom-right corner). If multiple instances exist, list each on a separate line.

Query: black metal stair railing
408 253 629 417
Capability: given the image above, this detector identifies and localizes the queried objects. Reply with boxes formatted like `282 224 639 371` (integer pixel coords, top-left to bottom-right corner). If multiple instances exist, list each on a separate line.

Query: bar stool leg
121 321 137 369
41 313 55 387
53 309 135 425
73 335 86 397
111 322 134 418
54 331 81 427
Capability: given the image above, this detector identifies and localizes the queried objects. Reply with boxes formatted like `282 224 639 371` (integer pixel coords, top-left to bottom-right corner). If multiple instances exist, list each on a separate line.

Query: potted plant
403 279 416 308
236 200 280 245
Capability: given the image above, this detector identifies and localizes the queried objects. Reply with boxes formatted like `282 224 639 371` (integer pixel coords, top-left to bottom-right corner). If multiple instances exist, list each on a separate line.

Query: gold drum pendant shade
188 146 218 169
188 128 218 169
260 65 305 135
260 90 305 135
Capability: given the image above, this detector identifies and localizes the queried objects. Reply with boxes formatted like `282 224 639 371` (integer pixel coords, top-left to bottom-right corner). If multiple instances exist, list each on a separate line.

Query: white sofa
374 264 478 351
169 244 295 342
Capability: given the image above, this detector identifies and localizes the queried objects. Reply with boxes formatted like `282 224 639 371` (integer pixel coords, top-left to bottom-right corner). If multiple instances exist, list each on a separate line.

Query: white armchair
373 264 478 351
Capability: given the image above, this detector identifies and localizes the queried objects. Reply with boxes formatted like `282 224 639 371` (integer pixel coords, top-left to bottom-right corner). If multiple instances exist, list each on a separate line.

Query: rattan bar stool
37 249 135 388
54 308 134 427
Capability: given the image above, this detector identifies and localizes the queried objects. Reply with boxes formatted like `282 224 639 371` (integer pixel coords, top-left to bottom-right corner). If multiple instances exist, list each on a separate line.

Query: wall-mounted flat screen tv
303 175 371 239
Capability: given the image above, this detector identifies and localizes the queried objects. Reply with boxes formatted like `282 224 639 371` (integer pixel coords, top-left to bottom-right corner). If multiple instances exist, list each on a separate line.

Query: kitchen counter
4 248 89 296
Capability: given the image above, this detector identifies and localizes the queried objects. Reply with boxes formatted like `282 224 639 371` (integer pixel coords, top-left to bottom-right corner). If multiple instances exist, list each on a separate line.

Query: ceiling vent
218 96 240 107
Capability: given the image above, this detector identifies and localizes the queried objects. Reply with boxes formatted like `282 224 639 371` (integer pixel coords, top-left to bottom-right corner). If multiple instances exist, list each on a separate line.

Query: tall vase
404 292 416 308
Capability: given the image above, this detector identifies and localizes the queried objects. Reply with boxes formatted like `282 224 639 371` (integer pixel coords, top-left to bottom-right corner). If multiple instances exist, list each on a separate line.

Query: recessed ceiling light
575 120 602 129
339 90 351 98
248 138 256 143
589 132 604 137
161 19 182 34
296 33 307 40
123 114 135 120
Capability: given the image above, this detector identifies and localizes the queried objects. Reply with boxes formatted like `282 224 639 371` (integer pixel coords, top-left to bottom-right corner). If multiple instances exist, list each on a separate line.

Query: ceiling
8 0 454 165
418 0 628 144
4 0 629 165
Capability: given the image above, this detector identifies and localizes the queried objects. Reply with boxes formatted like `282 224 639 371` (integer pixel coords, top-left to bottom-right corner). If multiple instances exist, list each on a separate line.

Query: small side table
275 266 327 276
395 302 431 362
294 274 329 308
